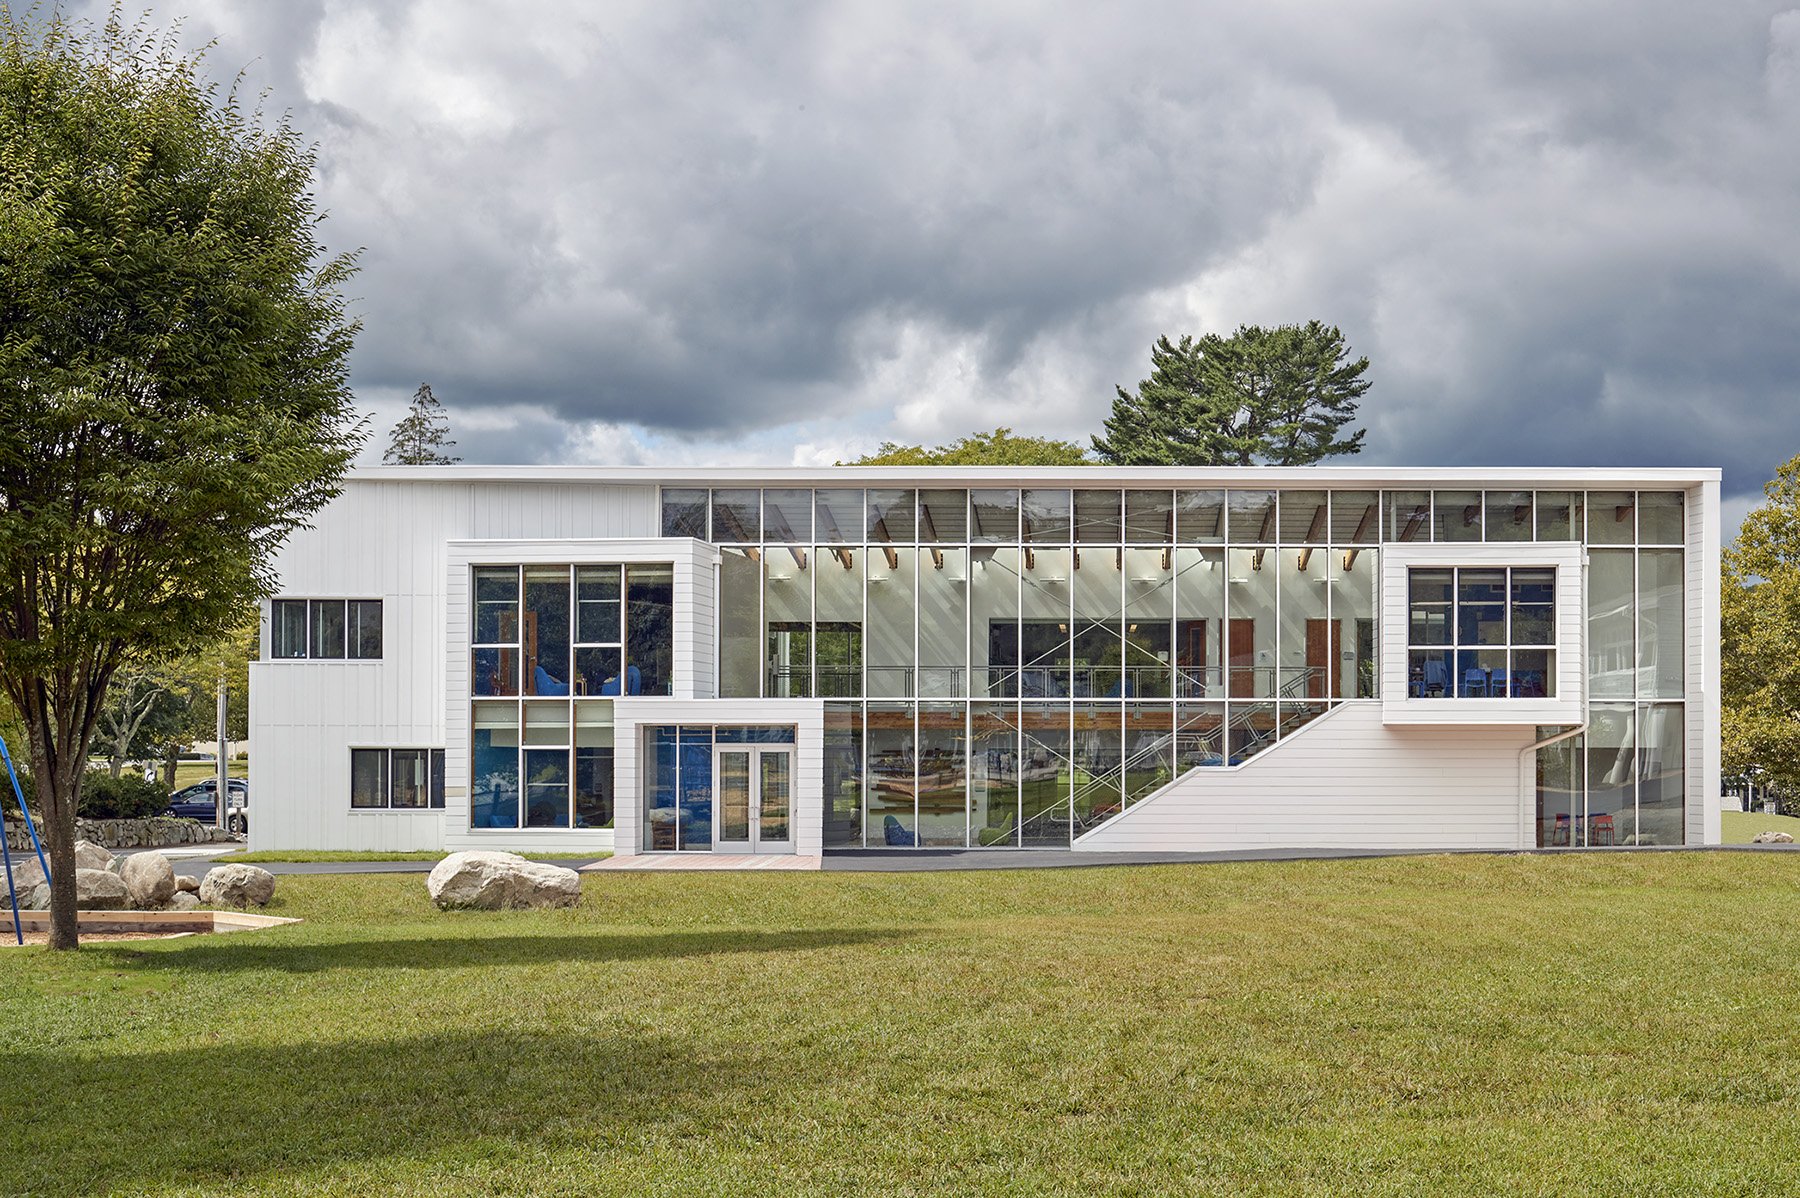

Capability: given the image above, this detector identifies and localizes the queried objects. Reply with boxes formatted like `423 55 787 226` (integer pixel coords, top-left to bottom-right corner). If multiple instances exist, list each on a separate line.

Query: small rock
119 852 176 908
1751 830 1795 844
197 863 276 908
174 874 199 894
73 867 128 910
72 839 112 871
426 851 582 911
168 891 200 911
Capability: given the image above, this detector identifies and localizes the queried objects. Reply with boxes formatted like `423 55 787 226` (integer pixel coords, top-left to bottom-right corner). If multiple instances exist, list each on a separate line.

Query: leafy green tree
0 11 362 948
384 382 460 464
1095 322 1370 466
1722 454 1800 794
846 427 1090 466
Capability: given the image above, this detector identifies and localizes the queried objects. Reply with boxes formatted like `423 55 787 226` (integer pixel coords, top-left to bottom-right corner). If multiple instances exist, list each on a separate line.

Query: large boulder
73 868 128 910
1752 830 1795 844
197 864 276 909
168 891 200 911
118 852 177 909
72 839 113 871
8 854 47 895
175 873 200 894
20 882 49 910
427 851 582 911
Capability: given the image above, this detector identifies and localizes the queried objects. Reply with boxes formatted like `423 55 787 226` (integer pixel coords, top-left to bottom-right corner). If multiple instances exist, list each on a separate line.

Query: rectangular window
661 488 710 539
626 563 675 696
272 600 309 658
348 747 445 810
272 599 383 660
1407 566 1556 698
310 599 346 659
348 600 383 659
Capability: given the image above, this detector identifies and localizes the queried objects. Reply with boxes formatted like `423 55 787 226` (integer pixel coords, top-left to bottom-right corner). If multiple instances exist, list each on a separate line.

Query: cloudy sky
58 1 1800 524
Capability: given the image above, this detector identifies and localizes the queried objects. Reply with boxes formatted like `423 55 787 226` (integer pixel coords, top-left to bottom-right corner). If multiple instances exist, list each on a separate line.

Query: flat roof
349 464 1719 488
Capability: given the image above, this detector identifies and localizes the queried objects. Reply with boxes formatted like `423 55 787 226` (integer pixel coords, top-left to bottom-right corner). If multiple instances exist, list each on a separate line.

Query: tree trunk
109 755 123 779
163 743 179 793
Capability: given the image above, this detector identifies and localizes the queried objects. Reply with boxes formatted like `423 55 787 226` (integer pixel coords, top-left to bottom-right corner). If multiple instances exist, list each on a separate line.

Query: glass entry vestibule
645 725 798 853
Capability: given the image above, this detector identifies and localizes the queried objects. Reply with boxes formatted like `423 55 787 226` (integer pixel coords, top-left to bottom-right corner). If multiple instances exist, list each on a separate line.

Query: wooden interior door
1305 619 1342 699
1179 621 1208 696
1228 618 1256 697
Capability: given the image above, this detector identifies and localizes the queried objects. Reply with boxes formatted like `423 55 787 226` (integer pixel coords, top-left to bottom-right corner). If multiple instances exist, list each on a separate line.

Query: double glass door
714 746 794 853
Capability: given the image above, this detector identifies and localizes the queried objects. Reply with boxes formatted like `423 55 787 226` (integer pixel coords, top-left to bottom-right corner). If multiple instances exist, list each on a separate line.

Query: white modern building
248 466 1720 857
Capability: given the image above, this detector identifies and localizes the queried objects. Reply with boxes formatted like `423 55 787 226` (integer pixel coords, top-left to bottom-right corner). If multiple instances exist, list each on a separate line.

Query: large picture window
273 599 382 660
350 748 445 809
1407 567 1555 698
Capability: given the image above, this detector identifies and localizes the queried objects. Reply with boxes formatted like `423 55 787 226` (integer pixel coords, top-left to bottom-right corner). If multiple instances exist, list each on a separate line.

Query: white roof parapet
350 464 1720 488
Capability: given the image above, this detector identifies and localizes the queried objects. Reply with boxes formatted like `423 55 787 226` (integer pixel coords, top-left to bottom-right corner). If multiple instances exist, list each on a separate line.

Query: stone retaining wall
4 817 239 851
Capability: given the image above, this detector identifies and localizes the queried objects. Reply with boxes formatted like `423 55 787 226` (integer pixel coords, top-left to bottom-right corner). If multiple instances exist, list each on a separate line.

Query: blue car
166 779 249 833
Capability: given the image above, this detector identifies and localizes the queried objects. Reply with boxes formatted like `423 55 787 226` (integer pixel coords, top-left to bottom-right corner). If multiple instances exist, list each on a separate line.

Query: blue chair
882 814 917 846
1421 658 1450 696
1462 668 1488 697
533 665 569 696
626 664 642 695
1489 669 1509 697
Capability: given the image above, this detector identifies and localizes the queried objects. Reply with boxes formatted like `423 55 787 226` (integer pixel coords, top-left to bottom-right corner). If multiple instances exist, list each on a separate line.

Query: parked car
166 779 249 833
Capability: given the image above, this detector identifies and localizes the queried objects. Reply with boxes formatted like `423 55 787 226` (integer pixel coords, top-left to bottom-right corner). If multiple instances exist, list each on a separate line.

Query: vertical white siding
252 480 664 851
1689 480 1721 845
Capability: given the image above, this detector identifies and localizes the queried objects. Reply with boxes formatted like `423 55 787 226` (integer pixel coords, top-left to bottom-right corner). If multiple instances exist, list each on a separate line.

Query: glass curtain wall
695 486 1384 846
1533 490 1687 845
467 562 676 833
680 485 1688 847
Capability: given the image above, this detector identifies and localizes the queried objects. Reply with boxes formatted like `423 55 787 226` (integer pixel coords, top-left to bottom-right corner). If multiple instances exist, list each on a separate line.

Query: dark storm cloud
52 1 1800 505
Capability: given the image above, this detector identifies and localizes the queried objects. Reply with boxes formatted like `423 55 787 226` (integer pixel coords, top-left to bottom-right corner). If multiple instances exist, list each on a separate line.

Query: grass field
169 759 248 789
213 850 607 863
3 853 1799 1195
1722 809 1800 843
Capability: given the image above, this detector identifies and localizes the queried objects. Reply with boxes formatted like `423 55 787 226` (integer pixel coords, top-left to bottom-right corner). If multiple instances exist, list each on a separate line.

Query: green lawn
169 759 248 789
214 850 607 863
1722 809 1800 844
3 853 1799 1195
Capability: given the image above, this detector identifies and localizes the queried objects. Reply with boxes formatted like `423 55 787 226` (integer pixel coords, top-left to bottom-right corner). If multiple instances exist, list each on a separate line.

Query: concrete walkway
586 854 821 872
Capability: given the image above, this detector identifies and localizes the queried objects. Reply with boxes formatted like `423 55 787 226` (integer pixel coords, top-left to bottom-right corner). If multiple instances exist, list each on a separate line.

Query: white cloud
44 0 1800 498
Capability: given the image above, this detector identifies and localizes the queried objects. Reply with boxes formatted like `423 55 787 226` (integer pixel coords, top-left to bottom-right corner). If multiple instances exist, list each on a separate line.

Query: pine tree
384 383 460 464
1095 323 1369 466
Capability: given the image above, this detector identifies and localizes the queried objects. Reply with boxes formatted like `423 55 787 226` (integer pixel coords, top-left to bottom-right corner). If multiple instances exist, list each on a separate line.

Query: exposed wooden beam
787 545 808 570
1351 504 1376 543
832 546 853 570
871 517 899 570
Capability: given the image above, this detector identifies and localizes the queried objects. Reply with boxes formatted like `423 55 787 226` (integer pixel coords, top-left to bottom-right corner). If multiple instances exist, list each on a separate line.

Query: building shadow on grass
0 1028 772 1196
94 927 907 974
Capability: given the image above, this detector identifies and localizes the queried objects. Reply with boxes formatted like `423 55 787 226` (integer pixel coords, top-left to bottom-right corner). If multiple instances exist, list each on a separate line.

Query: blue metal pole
0 734 49 882
0 798 21 945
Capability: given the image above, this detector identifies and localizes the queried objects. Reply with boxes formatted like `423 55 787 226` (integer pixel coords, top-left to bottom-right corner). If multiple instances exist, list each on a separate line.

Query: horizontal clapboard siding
1078 704 1534 851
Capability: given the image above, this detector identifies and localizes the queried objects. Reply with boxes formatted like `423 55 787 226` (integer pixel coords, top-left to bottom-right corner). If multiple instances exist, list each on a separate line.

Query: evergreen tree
1095 322 1370 466
384 383 460 464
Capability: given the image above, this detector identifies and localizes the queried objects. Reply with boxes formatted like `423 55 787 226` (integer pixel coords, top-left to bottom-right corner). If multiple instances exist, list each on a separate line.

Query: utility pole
215 672 229 832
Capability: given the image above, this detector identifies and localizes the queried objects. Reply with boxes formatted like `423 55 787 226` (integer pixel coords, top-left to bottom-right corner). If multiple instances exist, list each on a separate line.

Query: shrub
78 771 169 821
